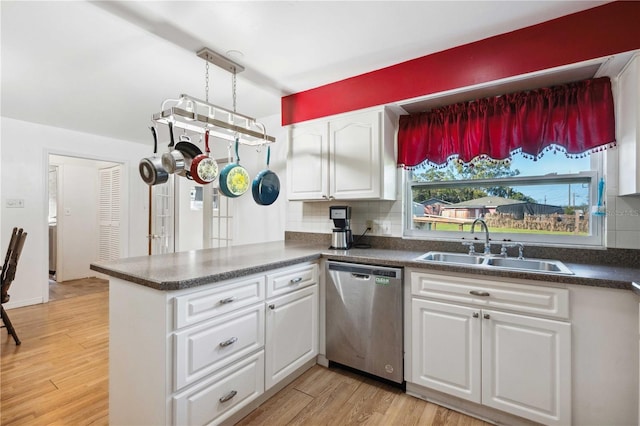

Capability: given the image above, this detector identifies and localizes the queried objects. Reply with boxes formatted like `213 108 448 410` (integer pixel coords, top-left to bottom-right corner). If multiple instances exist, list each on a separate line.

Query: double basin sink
414 251 573 275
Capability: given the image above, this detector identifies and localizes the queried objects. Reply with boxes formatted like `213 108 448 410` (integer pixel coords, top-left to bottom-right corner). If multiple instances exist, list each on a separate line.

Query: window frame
403 155 605 248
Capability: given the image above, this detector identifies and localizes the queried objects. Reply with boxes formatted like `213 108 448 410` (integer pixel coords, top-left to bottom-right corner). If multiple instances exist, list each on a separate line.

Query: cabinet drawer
175 304 265 390
266 263 317 298
174 274 265 329
411 271 569 319
174 350 265 426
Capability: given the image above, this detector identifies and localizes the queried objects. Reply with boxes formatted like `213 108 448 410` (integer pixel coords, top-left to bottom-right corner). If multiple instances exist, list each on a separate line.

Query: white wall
231 113 288 246
1 117 150 308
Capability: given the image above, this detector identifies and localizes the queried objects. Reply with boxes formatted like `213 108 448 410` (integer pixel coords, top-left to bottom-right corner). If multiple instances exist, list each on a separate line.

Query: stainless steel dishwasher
326 261 403 383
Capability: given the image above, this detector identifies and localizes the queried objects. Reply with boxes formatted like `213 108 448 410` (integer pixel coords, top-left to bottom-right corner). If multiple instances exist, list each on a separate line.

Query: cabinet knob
268 304 275 310
470 290 490 297
219 390 237 403
219 337 238 348
472 312 479 318
484 314 491 320
219 297 236 305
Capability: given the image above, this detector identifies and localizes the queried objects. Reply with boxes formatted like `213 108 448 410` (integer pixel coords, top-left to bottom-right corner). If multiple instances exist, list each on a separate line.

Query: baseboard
406 382 539 426
3 297 44 310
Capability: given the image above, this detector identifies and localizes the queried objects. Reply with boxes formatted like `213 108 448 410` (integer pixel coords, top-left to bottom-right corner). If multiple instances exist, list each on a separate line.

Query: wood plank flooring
2 282 489 426
237 365 491 426
1 288 109 425
48 277 109 301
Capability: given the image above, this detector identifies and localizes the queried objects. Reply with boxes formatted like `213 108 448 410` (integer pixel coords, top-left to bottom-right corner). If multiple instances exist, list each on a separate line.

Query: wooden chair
1 227 28 345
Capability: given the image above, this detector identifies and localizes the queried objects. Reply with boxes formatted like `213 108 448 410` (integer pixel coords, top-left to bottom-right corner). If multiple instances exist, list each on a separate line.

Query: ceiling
1 1 613 144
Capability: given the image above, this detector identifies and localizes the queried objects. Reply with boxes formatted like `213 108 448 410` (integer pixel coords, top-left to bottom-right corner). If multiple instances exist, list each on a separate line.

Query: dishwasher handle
351 273 370 280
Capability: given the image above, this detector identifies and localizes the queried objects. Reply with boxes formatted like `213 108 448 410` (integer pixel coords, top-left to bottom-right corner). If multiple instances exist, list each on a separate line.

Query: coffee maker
329 206 352 249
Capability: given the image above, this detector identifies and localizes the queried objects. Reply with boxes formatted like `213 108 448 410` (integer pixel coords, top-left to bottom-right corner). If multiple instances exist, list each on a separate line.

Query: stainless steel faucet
471 218 491 254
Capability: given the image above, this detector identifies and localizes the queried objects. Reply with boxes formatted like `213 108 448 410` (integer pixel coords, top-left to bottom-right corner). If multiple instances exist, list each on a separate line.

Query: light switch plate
6 199 25 208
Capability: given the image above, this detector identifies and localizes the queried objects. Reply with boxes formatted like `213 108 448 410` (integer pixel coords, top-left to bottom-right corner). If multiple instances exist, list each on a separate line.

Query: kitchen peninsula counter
91 241 640 293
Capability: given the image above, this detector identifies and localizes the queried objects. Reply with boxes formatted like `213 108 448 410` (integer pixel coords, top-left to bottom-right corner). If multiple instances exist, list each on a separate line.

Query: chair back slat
2 229 27 304
1 228 19 282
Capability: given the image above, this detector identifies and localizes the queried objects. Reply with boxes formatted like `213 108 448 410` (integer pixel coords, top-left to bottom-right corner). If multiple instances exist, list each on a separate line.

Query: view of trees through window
409 152 594 237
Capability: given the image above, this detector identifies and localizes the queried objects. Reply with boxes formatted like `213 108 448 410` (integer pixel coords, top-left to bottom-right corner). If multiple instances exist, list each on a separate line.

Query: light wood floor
2 282 490 426
48 276 109 301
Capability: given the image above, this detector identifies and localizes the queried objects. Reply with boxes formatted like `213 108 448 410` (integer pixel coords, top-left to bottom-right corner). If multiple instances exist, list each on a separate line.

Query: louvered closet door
98 166 121 261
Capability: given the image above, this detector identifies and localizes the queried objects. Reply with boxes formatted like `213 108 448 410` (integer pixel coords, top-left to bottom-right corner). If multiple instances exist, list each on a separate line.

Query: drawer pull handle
472 312 479 318
469 290 490 297
290 277 303 284
484 314 491 320
219 297 236 305
219 337 238 347
219 390 237 403
268 304 275 310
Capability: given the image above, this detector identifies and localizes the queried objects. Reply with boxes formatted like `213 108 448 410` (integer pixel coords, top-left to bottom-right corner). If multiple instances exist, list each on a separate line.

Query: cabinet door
287 121 329 200
265 285 319 390
618 54 640 195
481 309 571 426
329 110 381 199
411 298 481 403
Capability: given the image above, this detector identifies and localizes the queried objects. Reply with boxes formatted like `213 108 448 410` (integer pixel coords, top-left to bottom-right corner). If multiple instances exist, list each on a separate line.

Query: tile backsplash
286 152 640 250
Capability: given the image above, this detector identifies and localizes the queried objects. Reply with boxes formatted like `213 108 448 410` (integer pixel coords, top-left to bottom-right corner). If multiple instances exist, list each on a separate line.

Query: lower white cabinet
173 351 265 426
411 299 481 402
265 285 319 390
109 262 319 426
409 271 571 426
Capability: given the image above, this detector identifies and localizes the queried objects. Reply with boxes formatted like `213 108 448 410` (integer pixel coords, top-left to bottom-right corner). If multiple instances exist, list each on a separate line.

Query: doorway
47 155 122 300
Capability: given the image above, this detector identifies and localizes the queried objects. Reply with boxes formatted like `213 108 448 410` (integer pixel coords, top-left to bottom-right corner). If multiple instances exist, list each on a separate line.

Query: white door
98 165 121 261
287 122 329 200
264 285 318 390
149 177 174 255
481 309 571 425
330 110 381 199
411 298 481 403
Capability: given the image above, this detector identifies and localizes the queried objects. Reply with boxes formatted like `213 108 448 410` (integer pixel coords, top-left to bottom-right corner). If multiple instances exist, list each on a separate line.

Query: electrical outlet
380 221 392 235
6 199 24 208
365 220 374 231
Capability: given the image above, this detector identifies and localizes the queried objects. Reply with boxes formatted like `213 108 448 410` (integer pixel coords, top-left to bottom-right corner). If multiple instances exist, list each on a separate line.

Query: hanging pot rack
152 94 275 145
152 47 275 146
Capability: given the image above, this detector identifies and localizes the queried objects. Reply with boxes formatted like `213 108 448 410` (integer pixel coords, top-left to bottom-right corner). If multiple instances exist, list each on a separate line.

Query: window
405 151 604 247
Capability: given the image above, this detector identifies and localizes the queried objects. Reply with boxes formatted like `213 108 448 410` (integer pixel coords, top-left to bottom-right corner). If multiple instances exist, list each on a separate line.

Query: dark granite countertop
91 240 640 293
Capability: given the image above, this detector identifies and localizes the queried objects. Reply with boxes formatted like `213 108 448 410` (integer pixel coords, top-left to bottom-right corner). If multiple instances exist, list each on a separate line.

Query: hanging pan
139 126 169 185
252 146 280 205
190 129 219 185
219 139 250 198
161 122 186 175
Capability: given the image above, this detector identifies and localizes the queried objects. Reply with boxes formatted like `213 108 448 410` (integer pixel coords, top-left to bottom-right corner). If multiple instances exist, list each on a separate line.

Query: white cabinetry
109 262 319 426
408 271 571 426
617 53 640 195
265 264 319 390
287 107 397 200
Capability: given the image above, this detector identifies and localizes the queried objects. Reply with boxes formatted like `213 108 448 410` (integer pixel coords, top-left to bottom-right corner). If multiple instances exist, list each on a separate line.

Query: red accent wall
281 1 640 126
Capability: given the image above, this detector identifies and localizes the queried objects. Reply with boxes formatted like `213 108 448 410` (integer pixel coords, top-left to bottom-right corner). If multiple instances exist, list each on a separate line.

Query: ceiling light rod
196 47 245 74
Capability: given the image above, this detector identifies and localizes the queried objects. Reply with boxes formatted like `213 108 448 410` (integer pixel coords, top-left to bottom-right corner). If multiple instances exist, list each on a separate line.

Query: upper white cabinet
617 53 640 196
287 107 398 200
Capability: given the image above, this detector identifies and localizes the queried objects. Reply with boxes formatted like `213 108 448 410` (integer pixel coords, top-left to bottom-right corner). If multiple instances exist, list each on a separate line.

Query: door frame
44 149 130 303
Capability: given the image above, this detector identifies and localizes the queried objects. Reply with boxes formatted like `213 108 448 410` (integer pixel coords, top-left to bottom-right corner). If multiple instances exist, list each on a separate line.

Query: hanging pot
219 139 250 198
175 133 203 180
161 122 186 175
252 146 280 205
139 126 169 185
190 129 219 185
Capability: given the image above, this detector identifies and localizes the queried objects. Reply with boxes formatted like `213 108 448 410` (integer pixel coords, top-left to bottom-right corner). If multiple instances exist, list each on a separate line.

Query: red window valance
398 77 616 169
